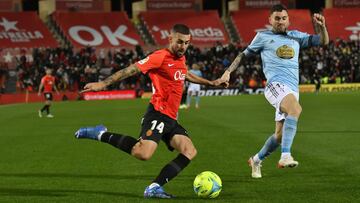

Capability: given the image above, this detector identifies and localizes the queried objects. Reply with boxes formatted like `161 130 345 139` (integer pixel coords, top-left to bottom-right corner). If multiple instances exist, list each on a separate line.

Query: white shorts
187 83 200 96
264 82 299 121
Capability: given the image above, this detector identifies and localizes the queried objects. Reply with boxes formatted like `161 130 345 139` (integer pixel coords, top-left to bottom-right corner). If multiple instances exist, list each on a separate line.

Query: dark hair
270 4 288 15
171 24 190 35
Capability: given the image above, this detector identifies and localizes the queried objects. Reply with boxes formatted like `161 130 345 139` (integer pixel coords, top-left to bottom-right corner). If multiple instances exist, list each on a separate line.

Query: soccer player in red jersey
75 24 227 198
38 68 59 118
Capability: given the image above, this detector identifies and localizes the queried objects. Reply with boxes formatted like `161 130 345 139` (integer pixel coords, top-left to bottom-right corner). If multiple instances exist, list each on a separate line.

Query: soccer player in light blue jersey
186 64 203 109
221 4 329 178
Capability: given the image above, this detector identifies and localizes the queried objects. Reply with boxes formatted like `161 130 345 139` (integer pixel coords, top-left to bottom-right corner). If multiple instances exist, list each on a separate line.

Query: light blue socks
281 115 298 153
257 134 280 161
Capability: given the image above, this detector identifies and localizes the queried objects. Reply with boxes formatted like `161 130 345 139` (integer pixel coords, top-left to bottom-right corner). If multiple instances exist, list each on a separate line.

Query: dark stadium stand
0 4 359 100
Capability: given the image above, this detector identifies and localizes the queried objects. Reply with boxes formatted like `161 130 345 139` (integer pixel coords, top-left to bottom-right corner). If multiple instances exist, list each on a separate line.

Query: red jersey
136 49 187 120
41 75 55 93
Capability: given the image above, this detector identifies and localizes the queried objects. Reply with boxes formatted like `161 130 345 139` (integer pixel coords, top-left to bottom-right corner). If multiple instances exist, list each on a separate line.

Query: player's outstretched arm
220 52 244 83
81 64 141 93
185 71 228 87
313 13 329 45
186 71 214 86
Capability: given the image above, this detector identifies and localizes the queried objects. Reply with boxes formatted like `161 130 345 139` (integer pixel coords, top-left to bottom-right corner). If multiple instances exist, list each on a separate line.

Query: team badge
146 129 153 136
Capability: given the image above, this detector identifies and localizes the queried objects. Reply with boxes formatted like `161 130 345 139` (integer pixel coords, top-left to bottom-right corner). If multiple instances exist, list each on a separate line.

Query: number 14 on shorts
151 120 164 133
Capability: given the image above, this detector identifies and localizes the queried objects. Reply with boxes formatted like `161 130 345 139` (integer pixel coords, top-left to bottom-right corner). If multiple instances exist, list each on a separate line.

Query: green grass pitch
0 92 359 202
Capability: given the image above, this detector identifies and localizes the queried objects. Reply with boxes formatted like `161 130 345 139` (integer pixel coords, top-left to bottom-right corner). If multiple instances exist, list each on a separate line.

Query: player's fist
213 78 229 88
81 82 107 93
313 13 326 27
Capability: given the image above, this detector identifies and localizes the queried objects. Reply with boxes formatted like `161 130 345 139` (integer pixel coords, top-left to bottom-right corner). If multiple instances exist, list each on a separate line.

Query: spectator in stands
0 63 8 93
2 37 359 94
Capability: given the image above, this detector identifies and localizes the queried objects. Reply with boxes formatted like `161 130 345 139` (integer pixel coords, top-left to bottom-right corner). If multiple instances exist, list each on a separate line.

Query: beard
176 50 185 57
273 25 287 34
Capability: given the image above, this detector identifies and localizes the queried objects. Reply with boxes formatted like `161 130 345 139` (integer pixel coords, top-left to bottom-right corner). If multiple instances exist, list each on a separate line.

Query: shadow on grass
0 173 247 200
0 173 248 181
0 173 155 180
0 187 138 198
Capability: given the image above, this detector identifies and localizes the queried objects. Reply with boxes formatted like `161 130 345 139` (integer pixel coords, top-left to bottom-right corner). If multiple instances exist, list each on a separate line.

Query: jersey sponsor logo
138 56 149 65
276 45 295 59
174 70 186 81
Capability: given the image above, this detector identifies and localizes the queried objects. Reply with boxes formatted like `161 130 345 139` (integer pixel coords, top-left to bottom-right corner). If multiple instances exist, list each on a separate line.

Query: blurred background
0 0 359 103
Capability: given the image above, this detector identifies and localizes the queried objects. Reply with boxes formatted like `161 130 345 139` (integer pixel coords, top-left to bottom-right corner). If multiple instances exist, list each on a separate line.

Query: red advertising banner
333 0 360 7
0 91 79 105
147 0 195 10
56 0 104 11
231 9 314 44
140 11 229 46
83 90 136 100
238 0 288 8
0 0 12 11
0 12 58 48
324 8 360 40
53 12 143 48
0 90 136 105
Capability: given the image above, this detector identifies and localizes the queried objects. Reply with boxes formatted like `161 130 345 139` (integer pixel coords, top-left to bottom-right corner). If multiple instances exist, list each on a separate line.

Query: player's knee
289 104 302 117
294 104 302 116
132 148 153 161
133 150 153 161
183 146 197 160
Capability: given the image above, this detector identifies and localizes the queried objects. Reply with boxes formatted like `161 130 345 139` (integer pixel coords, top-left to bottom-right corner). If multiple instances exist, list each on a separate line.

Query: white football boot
248 157 262 178
278 156 299 168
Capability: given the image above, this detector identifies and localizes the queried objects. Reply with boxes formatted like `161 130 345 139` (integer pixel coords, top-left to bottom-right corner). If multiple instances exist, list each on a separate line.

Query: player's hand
221 71 230 82
80 82 107 93
37 92 41 96
313 13 326 27
212 78 229 88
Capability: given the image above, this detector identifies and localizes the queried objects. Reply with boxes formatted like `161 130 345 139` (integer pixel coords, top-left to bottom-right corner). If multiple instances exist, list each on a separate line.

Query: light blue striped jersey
243 30 321 92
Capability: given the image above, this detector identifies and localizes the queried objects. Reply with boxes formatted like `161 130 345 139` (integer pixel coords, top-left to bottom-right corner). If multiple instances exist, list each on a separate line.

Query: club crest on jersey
276 45 295 59
138 56 149 65
174 70 186 81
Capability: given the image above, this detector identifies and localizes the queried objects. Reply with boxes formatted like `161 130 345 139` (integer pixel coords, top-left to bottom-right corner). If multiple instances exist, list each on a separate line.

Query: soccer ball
193 171 222 198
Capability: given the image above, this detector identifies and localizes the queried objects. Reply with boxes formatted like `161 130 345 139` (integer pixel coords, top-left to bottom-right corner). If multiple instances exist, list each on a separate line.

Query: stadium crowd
0 39 359 93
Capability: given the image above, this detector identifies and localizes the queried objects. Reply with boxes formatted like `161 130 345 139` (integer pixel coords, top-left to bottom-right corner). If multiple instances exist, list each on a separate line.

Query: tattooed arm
220 52 244 85
80 64 141 93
